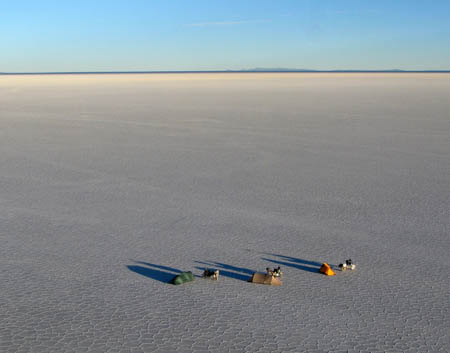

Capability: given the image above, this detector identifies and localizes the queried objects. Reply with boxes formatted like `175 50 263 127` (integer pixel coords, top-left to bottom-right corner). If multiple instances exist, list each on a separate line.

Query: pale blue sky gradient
1 0 450 72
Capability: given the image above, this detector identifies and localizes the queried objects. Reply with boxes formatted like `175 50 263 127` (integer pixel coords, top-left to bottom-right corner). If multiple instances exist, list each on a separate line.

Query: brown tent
249 272 283 286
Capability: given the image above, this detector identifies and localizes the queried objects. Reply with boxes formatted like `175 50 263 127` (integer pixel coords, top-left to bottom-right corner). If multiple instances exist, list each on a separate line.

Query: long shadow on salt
195 260 255 282
265 254 322 267
262 255 321 273
127 261 183 283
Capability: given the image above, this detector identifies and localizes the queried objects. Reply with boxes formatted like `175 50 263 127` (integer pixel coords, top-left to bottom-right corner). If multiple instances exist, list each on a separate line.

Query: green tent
169 271 195 285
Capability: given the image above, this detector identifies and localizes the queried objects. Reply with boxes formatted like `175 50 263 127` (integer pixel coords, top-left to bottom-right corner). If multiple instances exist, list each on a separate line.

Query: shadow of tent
195 260 255 282
265 253 322 267
261 258 319 273
127 261 183 284
127 265 177 283
133 261 183 274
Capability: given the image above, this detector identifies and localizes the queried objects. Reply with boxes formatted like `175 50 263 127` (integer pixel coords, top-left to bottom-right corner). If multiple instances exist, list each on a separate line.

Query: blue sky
1 0 450 72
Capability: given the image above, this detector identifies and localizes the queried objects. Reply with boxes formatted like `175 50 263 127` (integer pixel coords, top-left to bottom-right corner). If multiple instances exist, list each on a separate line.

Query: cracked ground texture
1 73 449 352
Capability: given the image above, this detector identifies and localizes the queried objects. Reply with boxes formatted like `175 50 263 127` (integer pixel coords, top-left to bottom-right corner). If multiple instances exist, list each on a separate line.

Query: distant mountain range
239 68 318 72
239 68 428 72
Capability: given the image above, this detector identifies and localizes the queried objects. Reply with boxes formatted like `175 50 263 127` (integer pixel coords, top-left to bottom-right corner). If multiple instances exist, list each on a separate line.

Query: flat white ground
1 73 449 353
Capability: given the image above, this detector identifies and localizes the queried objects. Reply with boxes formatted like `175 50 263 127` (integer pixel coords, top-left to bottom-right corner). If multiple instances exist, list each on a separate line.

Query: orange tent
319 263 335 276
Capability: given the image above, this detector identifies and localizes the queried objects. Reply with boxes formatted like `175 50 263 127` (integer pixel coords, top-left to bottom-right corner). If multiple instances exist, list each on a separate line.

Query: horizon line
2 69 450 75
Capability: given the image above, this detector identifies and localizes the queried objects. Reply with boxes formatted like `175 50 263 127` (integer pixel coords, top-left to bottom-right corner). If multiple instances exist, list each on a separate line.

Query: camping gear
338 259 356 271
202 269 219 280
169 271 195 285
319 263 336 276
266 266 282 277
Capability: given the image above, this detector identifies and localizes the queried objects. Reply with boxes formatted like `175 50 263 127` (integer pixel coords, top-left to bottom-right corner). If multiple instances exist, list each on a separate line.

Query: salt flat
1 73 449 353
